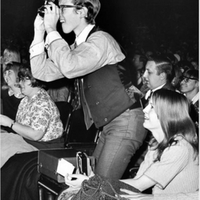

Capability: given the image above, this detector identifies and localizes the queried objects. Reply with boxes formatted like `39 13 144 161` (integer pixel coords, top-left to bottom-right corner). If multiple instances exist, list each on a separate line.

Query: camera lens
38 5 45 17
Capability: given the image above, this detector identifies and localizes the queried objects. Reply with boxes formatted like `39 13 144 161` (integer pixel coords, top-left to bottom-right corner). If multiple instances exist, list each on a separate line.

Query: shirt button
96 102 99 105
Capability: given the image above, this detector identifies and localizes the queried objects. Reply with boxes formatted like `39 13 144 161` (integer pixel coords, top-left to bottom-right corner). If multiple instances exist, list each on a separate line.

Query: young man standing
30 0 147 179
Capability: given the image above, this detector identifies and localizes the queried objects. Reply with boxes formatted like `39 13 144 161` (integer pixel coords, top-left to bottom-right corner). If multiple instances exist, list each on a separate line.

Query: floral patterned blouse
16 88 63 141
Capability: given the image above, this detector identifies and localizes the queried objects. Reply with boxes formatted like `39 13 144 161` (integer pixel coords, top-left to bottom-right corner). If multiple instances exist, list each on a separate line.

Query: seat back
63 108 99 154
55 101 73 129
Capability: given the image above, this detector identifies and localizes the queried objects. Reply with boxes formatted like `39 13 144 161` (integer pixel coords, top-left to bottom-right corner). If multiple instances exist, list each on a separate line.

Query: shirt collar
152 83 165 92
145 83 165 100
192 92 199 104
75 24 95 46
8 88 24 98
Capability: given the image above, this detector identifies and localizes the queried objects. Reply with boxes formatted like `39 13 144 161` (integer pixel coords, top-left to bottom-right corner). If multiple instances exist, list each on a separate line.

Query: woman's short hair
4 62 22 80
151 89 198 161
18 64 45 88
73 0 101 24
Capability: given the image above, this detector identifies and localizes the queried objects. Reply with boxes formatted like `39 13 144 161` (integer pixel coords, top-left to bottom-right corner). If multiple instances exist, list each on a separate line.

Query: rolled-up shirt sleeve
30 41 45 57
45 31 62 49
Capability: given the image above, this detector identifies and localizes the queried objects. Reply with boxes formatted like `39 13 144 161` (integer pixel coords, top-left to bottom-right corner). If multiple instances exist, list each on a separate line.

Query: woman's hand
0 114 13 127
119 189 153 200
64 174 89 189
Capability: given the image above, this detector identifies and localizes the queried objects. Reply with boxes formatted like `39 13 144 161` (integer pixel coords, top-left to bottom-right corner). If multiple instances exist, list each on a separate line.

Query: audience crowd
0 1 198 199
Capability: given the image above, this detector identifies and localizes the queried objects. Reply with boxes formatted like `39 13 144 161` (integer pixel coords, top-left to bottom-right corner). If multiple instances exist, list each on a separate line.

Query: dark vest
83 63 134 128
78 26 134 128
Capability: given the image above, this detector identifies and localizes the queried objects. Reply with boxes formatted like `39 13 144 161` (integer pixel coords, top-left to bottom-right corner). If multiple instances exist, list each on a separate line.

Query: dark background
1 0 199 50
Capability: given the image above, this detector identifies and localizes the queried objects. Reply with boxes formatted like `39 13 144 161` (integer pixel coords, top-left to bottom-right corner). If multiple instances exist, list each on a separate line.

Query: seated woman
1 62 24 132
120 89 198 194
64 89 198 197
0 64 64 167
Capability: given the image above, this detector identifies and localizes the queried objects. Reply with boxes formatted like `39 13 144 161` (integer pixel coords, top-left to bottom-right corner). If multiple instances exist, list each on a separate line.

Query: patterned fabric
70 175 139 200
16 88 63 141
57 175 139 200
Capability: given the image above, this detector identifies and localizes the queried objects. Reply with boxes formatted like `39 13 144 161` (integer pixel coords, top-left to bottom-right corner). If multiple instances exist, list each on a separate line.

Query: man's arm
30 14 65 82
30 9 124 81
47 31 125 79
30 48 64 82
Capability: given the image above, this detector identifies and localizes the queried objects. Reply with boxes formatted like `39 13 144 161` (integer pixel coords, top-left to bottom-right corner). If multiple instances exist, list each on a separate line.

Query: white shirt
191 92 199 105
145 84 165 100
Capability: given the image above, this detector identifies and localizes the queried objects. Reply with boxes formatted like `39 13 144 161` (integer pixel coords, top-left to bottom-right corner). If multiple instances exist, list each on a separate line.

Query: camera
38 0 58 17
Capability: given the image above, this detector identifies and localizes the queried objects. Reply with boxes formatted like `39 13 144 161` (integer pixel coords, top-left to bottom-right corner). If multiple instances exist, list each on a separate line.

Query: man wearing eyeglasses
180 69 199 132
30 0 147 179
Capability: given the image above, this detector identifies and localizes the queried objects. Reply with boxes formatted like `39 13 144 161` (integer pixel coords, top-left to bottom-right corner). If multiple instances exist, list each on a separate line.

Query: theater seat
55 101 73 129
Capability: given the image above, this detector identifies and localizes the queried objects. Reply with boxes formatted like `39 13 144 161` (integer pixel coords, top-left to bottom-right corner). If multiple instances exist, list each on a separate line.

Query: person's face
132 54 143 70
143 61 164 90
19 78 32 96
180 77 198 94
59 0 83 35
143 100 164 143
3 69 18 87
1 49 20 71
2 50 13 64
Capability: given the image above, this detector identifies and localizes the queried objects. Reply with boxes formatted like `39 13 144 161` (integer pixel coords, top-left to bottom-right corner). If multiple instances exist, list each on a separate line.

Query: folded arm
120 175 156 192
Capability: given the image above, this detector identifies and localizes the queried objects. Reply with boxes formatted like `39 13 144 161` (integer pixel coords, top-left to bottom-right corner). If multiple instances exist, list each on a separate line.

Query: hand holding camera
37 0 59 34
38 0 58 17
34 14 45 33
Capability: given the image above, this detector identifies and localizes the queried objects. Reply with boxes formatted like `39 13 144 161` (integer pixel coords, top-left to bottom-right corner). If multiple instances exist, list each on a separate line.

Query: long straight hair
151 89 198 161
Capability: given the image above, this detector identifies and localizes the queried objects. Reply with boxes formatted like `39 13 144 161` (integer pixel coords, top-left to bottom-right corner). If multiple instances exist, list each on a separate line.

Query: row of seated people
1 89 198 200
0 51 199 199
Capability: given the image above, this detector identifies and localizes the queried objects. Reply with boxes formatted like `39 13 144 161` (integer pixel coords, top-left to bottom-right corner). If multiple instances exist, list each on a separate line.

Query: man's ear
160 72 166 81
77 6 88 19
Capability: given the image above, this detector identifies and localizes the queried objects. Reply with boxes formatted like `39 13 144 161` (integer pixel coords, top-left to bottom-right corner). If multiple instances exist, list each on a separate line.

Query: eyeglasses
59 4 82 13
181 76 198 83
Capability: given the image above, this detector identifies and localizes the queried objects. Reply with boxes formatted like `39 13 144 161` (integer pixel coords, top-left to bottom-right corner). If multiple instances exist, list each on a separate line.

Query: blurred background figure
0 45 22 93
130 50 148 92
1 62 25 132
1 46 21 72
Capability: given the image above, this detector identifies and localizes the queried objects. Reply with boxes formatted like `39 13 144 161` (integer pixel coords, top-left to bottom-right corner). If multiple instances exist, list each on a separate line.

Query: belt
129 101 142 110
